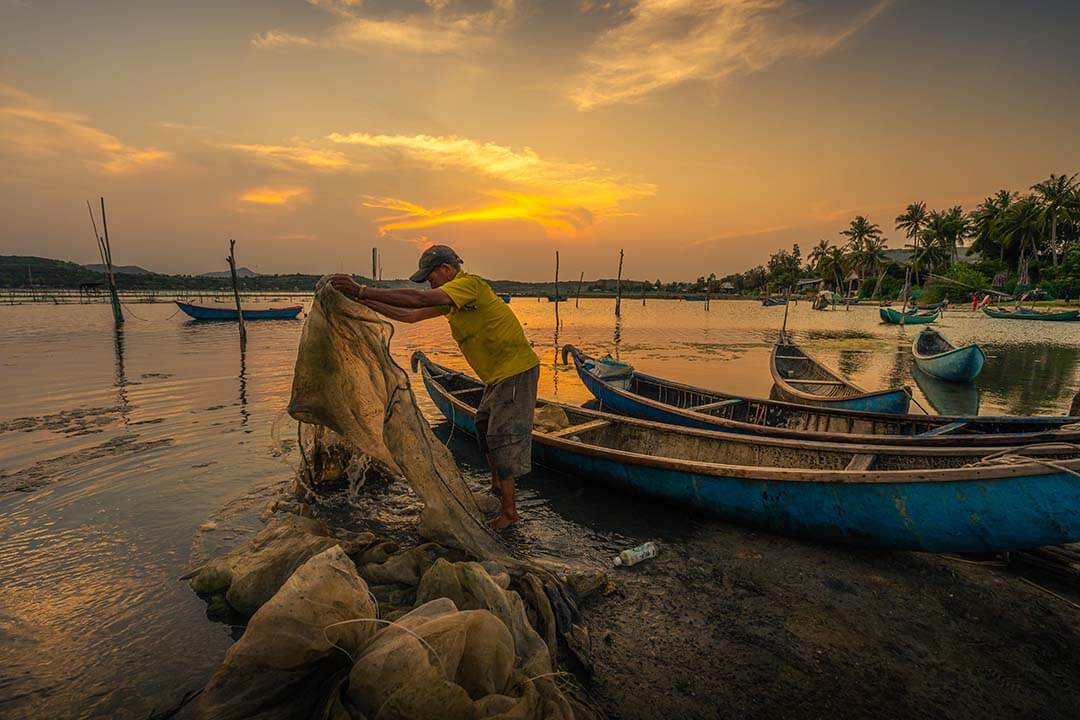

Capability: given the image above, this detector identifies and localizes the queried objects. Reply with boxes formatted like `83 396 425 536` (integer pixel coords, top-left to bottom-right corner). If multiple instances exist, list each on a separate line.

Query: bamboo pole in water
575 271 584 308
615 249 624 317
227 239 247 344
98 198 124 325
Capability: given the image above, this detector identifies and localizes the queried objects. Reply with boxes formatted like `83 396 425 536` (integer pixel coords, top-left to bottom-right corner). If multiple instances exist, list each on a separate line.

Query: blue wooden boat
879 307 939 324
983 306 1079 321
912 329 985 382
771 335 911 413
762 297 787 307
413 351 1080 553
175 300 303 320
497 293 511 303
562 345 1080 447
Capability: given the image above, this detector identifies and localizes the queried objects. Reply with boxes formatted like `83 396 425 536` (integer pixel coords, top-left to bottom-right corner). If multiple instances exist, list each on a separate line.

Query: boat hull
175 301 303 320
415 354 1080 553
983 307 1079 321
879 307 938 324
913 342 986 382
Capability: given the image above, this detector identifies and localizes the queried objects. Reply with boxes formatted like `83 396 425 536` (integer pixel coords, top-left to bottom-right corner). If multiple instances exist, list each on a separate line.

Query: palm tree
817 246 847 294
808 239 831 274
895 202 928 256
968 190 1014 264
1031 172 1078 265
840 215 883 251
998 196 1043 287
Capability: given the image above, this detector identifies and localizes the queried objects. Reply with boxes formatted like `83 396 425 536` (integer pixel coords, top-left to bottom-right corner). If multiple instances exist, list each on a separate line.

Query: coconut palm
840 216 883 251
1032 172 1078 265
998 196 1044 287
895 202 928 256
968 190 1014 264
808 239 831 274
817 246 848 293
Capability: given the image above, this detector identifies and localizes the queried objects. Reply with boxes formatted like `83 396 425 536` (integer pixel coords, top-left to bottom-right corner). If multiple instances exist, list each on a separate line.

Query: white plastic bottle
613 541 659 567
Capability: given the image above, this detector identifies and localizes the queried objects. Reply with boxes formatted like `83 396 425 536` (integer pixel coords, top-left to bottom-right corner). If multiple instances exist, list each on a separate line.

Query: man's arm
327 275 450 308
361 299 448 324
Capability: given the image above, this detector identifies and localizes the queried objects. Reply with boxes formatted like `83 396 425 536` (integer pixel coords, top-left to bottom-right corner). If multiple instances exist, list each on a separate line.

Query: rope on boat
119 302 182 322
965 443 1080 478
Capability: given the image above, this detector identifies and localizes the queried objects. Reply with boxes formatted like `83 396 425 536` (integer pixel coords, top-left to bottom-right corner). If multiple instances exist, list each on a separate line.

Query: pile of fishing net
187 278 598 720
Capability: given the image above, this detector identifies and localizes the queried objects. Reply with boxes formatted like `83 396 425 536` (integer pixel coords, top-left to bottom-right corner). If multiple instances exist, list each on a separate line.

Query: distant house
795 277 823 292
719 281 735 294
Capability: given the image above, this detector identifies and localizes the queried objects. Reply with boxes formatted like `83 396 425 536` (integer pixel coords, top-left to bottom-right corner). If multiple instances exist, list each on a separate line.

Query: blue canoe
879 307 939 325
412 351 1080 552
561 345 1080 447
498 293 511 303
771 335 911 413
762 297 787 307
175 301 303 321
912 329 986 383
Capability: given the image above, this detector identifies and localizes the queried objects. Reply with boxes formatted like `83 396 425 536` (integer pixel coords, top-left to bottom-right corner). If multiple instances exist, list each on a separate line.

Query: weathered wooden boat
762 297 787 307
919 300 948 312
912 329 985 382
545 294 567 303
413 352 1080 553
563 345 1080 447
175 301 303 320
770 335 911 413
879 307 939 325
983 306 1079 321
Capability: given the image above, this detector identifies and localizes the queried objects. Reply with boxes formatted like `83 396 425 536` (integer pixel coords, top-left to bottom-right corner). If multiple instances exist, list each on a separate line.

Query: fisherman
329 245 539 530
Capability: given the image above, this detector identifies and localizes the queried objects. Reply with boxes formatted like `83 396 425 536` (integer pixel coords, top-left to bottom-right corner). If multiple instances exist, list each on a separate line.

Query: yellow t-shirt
440 272 539 385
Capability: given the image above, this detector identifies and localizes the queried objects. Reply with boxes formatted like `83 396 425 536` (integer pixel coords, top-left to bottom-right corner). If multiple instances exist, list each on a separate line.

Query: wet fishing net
287 277 507 561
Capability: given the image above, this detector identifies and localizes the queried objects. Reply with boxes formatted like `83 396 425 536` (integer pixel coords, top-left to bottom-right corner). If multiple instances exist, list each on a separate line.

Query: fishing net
287 277 508 561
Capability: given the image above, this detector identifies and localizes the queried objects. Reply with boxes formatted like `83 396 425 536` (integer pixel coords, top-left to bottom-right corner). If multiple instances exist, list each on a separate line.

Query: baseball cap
410 245 463 282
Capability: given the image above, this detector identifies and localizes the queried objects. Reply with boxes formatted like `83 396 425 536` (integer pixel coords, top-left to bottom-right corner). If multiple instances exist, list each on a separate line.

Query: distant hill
200 267 259 278
83 263 153 275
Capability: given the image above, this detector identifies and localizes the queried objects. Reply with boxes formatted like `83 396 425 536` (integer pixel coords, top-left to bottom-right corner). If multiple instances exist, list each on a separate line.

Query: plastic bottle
613 541 659 567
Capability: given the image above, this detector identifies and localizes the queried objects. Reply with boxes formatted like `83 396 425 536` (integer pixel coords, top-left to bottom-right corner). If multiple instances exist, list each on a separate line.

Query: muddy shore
581 521 1080 720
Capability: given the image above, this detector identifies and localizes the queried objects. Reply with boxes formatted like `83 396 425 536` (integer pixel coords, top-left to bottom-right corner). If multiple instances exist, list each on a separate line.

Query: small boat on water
563 345 1079 446
983 306 1079 321
879 307 939 325
912 328 985 382
545 294 567 303
497 293 511 303
771 335 911 413
413 351 1080 553
175 301 303 320
762 297 787 307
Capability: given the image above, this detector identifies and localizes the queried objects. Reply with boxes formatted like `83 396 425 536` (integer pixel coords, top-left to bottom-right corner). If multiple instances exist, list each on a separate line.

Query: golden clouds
253 0 516 54
0 84 172 175
336 133 655 237
240 186 309 205
572 0 891 110
224 143 349 171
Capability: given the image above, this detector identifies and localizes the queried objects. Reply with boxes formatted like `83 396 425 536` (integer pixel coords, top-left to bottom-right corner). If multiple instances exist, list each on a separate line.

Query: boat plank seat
845 453 877 470
917 421 970 437
450 387 484 396
786 379 847 386
774 355 812 360
689 398 744 412
546 419 610 438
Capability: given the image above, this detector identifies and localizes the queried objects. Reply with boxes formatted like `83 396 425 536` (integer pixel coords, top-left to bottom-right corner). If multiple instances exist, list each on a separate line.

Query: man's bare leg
491 476 520 530
485 454 500 494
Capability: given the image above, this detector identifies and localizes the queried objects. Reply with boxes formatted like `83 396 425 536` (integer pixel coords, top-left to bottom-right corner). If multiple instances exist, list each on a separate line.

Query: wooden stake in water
900 267 911 328
575 271 584 308
97 198 124 325
372 248 378 284
227 239 247 344
615 249 624 317
554 250 561 326
781 286 791 338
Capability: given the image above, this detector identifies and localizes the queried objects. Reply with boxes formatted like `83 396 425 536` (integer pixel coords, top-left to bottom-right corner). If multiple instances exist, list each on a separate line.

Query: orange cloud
240 186 309 205
572 0 892 110
224 142 349 171
0 83 173 174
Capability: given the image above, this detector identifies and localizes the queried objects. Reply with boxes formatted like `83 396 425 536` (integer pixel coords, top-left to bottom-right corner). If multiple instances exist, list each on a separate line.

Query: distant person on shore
328 245 539 531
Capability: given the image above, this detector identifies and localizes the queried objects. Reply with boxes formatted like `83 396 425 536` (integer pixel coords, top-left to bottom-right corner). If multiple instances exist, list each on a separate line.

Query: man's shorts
475 364 540 479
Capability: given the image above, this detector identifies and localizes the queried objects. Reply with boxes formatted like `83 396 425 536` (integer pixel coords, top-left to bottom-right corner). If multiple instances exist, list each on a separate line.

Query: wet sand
582 523 1080 720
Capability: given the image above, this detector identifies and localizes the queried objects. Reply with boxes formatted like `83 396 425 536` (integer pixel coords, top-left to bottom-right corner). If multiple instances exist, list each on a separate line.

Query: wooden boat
983 306 1079 321
919 301 947 312
175 301 303 320
545 294 567 303
413 352 1080 553
770 335 911 413
563 345 1080 446
497 293 511 303
762 297 787 307
879 307 939 324
912 329 985 382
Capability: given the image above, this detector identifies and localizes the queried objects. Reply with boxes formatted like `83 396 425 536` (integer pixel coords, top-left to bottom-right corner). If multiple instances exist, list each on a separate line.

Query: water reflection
238 340 250 428
912 366 981 416
113 322 131 424
976 343 1080 415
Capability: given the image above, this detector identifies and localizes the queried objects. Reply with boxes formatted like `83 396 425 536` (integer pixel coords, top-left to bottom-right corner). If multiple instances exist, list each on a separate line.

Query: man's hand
327 274 364 300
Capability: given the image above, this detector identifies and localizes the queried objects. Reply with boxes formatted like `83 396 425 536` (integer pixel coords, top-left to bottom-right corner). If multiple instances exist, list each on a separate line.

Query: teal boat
912 329 985 383
983 306 1079 321
770 335 911 414
175 301 303 320
413 351 1080 553
879 307 939 324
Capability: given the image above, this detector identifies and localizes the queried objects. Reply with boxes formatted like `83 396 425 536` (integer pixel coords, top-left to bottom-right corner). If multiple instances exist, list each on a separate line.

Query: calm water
2 298 1080 718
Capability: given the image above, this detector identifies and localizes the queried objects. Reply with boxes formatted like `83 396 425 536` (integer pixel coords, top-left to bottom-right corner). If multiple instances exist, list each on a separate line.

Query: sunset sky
2 0 1078 281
